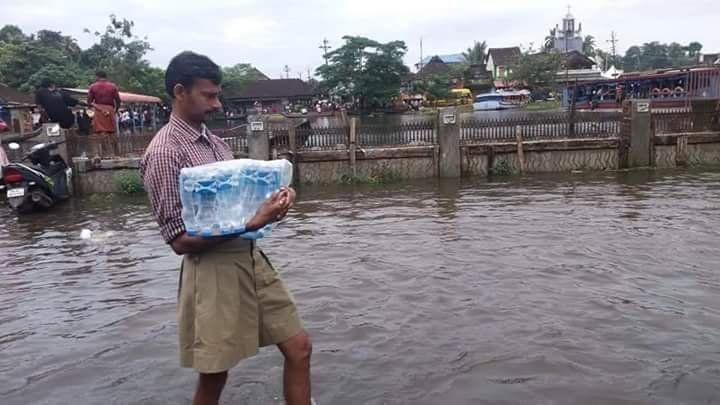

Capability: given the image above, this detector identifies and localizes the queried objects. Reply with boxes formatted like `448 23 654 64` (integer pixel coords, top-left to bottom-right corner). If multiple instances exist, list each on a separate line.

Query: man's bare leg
193 371 228 405
277 331 312 405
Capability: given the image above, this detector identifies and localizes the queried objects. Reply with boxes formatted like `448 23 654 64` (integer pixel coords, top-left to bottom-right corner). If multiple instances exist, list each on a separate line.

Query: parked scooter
0 141 72 213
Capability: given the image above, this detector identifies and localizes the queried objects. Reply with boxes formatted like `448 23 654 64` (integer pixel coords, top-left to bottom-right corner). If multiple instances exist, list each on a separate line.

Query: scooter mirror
8 142 20 150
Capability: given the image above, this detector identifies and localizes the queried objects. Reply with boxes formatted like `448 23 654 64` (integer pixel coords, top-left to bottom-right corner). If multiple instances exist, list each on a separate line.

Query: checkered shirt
140 114 233 243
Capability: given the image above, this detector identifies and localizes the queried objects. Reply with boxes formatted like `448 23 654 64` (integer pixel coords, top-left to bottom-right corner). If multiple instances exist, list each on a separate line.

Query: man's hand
246 187 296 231
275 187 296 221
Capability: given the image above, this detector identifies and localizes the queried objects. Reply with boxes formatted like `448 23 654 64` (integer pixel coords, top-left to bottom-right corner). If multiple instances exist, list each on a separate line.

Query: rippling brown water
2 169 720 405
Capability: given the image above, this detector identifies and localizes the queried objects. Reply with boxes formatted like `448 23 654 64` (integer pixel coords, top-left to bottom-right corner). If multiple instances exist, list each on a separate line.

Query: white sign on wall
250 121 264 131
637 102 650 113
46 123 61 137
442 114 457 125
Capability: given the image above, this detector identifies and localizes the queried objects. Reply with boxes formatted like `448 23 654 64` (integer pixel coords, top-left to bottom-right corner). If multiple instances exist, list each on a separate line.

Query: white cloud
222 16 281 47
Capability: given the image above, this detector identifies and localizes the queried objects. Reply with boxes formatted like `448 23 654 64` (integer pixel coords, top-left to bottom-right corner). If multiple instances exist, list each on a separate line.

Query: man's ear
173 83 185 100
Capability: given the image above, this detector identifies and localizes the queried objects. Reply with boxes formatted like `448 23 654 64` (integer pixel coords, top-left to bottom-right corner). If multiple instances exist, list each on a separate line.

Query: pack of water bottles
179 159 293 239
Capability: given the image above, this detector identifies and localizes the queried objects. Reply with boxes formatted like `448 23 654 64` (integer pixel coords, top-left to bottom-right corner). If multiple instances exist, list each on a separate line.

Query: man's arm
87 85 95 106
169 188 292 255
142 148 294 256
169 233 236 255
61 91 79 107
113 86 121 111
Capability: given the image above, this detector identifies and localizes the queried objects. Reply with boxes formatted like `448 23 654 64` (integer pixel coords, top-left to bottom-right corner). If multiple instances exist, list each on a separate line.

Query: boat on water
473 90 531 111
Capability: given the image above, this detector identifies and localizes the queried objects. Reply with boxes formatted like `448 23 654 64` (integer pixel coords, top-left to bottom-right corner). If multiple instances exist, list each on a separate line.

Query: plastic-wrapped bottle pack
179 159 293 240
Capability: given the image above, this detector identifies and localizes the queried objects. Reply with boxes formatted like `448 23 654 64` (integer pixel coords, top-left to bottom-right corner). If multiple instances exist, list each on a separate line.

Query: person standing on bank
140 51 312 405
87 70 121 157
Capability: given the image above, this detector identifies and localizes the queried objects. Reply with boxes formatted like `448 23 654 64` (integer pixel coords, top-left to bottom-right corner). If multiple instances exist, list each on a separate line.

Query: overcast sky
5 0 720 79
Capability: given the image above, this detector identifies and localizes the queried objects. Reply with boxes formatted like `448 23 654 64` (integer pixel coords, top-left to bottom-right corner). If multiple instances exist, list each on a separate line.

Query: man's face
175 78 222 122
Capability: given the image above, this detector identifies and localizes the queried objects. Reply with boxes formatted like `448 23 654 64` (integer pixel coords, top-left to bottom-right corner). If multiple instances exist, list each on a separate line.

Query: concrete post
349 117 357 177
438 107 461 178
247 114 269 160
287 125 298 184
515 125 526 174
626 99 652 168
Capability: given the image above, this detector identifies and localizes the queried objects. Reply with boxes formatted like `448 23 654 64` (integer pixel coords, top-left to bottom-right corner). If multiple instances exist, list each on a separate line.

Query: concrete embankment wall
67 100 720 193
71 132 720 193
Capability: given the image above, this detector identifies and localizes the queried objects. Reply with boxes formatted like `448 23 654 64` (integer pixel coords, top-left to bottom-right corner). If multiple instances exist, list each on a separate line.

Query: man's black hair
39 78 54 88
165 51 222 98
96 70 107 79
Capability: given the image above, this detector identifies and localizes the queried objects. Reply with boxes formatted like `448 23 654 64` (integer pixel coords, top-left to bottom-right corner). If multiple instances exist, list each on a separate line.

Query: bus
434 88 473 107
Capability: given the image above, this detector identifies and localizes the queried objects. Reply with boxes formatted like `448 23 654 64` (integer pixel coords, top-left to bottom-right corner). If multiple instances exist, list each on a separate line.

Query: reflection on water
2 170 720 404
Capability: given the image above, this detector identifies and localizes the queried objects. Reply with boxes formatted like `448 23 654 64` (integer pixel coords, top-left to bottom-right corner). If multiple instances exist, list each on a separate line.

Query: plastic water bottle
215 171 235 234
179 159 293 239
194 178 218 237
179 173 198 235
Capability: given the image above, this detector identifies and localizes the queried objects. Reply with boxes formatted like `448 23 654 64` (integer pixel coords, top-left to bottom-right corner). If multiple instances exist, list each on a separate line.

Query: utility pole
419 37 423 72
607 31 619 65
307 67 312 82
283 65 290 79
564 8 569 86
319 38 331 65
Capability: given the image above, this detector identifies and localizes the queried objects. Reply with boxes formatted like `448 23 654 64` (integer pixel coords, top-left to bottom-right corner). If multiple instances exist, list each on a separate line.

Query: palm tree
582 35 597 57
463 40 487 65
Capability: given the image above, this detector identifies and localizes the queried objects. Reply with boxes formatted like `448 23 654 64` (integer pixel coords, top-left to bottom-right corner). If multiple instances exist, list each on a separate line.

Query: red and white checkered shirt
140 114 233 243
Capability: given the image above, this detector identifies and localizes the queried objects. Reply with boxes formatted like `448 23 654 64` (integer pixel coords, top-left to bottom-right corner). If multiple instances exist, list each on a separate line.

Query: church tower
553 7 584 53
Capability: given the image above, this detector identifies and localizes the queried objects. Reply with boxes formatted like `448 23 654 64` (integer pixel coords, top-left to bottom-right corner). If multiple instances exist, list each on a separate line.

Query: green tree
0 25 28 44
0 17 166 99
509 51 563 95
621 41 701 71
463 40 487 65
582 35 596 57
623 45 643 71
316 36 409 110
222 63 267 97
125 66 165 98
36 30 82 61
0 39 89 91
686 41 703 58
81 15 155 92
412 73 451 105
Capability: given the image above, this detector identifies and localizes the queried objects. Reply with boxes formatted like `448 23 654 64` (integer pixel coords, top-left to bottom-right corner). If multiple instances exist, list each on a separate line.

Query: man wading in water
140 51 312 405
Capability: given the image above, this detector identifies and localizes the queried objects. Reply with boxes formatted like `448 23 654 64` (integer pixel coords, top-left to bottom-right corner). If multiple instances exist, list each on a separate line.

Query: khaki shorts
178 239 303 373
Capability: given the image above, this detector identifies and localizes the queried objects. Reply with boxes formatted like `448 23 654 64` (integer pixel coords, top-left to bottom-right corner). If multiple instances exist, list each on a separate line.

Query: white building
552 11 583 53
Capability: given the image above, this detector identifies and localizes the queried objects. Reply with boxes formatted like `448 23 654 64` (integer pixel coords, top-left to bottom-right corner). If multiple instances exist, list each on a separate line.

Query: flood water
2 169 720 404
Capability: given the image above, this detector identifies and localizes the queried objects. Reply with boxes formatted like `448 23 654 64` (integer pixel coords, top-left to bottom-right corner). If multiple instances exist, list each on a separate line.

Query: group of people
118 108 155 132
33 71 120 158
